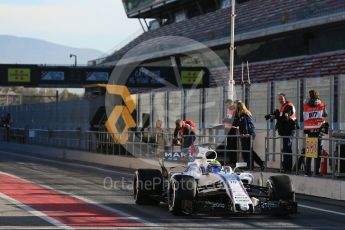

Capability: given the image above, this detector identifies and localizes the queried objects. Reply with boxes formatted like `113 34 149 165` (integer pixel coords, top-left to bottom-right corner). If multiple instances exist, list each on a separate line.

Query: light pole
69 54 77 66
229 0 236 100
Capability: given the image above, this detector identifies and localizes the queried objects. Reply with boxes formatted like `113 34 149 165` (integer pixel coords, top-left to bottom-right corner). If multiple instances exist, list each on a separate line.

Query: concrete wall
0 97 104 131
0 142 161 170
252 171 345 201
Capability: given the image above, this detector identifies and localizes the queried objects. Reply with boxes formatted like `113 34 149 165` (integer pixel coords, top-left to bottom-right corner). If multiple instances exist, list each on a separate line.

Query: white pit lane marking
299 204 345 217
0 153 154 227
4 149 345 220
0 192 71 229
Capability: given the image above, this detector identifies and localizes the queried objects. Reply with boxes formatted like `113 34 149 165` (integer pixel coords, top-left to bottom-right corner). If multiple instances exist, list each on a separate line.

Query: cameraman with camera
266 93 297 173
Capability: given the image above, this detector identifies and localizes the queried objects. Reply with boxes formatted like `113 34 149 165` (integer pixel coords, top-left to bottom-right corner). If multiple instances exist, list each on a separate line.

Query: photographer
173 119 196 150
266 93 297 173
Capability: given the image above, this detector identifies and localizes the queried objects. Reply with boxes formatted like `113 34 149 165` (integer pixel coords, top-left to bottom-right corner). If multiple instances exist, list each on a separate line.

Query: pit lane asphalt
0 148 344 230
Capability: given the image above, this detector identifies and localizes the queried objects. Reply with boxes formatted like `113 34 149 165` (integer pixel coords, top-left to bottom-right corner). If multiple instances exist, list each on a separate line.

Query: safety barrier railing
84 131 252 167
0 127 256 168
4 127 345 177
265 135 345 178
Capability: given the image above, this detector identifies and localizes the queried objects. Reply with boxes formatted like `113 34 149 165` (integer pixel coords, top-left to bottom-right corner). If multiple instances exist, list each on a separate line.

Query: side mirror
234 162 248 173
236 162 248 168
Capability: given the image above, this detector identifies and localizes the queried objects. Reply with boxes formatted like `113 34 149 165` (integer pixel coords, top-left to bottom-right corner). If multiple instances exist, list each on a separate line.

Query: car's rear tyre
168 175 196 216
133 169 162 205
267 175 294 201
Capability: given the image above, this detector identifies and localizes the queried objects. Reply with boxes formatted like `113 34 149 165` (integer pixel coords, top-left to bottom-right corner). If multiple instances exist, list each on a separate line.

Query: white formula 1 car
133 146 297 216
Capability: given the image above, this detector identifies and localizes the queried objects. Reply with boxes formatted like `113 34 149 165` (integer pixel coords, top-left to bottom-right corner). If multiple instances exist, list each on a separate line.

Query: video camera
264 109 280 120
320 122 329 135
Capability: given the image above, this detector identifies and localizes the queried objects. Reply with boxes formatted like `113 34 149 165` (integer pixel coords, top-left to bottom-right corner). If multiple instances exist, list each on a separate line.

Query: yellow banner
8 68 31 82
181 70 204 85
305 138 318 158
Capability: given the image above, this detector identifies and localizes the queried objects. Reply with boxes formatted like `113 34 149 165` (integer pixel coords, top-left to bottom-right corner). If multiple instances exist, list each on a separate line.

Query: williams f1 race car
133 146 297 216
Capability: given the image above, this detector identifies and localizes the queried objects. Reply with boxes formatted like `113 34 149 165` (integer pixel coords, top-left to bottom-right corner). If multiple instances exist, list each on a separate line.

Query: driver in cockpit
206 159 222 173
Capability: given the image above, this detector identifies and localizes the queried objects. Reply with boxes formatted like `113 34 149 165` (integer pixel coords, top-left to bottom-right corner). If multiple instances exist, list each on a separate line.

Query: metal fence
0 127 252 165
265 134 345 178
1 75 345 178
134 75 345 131
1 76 344 134
2 127 345 177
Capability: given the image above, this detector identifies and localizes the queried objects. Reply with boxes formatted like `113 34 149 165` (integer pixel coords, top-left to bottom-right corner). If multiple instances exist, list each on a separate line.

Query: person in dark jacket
236 102 264 171
3 113 12 142
173 119 196 149
268 93 297 173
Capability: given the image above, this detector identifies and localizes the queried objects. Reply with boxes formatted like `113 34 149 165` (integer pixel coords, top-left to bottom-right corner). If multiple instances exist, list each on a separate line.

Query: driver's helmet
207 160 222 173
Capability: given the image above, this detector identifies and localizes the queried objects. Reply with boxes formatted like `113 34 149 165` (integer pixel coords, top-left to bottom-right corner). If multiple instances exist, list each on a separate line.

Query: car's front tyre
267 175 294 201
266 175 297 215
133 169 162 205
168 175 196 215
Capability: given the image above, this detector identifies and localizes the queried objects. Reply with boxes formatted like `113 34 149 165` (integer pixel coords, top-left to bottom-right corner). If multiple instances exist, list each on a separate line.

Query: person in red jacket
303 90 327 176
173 119 196 149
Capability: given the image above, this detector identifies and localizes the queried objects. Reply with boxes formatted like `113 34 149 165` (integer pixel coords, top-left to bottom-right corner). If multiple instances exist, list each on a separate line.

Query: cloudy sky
0 0 142 53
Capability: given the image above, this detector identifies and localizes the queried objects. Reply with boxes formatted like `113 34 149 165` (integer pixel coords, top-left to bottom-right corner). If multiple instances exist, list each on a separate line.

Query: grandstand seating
104 0 345 64
210 50 345 86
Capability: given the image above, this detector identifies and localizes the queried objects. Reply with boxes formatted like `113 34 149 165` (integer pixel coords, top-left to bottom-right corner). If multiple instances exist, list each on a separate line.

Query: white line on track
40 183 153 226
0 192 71 230
3 149 345 221
299 204 345 217
0 152 154 227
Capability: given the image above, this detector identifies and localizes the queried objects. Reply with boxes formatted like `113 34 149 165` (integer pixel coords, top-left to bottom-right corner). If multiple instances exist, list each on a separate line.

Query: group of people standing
221 89 327 175
172 99 265 170
267 89 327 176
163 89 327 175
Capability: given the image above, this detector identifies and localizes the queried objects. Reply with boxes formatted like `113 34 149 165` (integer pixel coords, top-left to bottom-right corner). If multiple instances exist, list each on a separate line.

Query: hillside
0 35 104 65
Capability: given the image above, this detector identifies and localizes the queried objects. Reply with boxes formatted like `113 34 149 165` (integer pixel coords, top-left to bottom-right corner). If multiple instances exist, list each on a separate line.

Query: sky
0 0 143 53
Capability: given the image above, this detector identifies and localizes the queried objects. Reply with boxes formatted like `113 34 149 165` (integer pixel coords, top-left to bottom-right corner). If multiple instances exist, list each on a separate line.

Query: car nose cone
240 203 250 211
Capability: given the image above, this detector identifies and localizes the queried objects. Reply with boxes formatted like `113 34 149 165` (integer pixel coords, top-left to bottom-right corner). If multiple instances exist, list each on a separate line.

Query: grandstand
90 0 345 130
99 0 345 84
4 0 345 132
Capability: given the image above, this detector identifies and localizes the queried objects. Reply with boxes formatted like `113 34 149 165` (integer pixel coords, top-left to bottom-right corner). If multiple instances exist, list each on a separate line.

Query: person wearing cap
268 93 297 173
